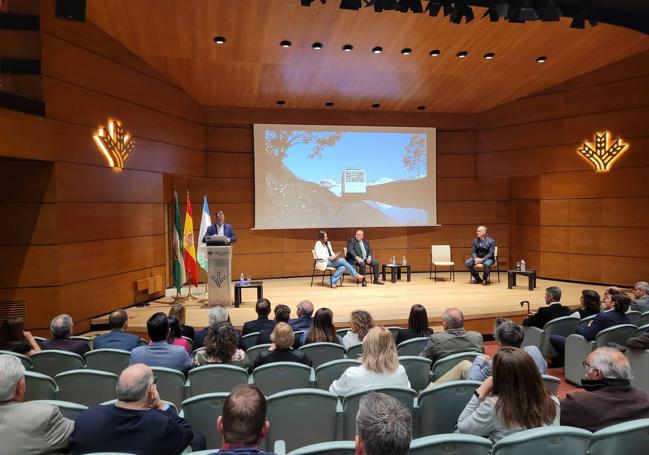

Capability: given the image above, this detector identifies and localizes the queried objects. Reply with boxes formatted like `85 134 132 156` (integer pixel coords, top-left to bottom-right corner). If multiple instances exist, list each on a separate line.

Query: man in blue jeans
465 225 496 286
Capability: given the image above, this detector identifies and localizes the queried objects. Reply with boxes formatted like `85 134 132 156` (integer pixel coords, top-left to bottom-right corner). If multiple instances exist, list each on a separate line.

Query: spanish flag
183 192 198 286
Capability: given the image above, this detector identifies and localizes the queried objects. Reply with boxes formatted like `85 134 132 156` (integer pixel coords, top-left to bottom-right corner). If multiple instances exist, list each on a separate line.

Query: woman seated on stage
330 326 410 396
300 307 343 346
342 310 374 350
167 316 191 354
571 289 601 319
456 346 559 442
395 304 434 345
250 322 312 372
314 230 364 288
193 321 250 370
0 317 41 356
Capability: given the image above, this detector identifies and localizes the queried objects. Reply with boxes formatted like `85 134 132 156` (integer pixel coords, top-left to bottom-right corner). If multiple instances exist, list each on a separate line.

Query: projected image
255 126 436 229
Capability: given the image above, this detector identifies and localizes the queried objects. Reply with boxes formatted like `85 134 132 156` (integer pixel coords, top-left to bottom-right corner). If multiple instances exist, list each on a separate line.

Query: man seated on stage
346 229 384 286
41 314 90 356
204 210 237 244
242 298 275 336
465 225 496 285
93 309 142 351
419 308 483 365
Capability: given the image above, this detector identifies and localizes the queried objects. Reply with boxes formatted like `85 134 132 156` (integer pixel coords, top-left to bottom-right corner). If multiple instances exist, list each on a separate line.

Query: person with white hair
561 347 649 431
194 305 232 349
631 281 649 313
0 354 74 454
41 313 90 355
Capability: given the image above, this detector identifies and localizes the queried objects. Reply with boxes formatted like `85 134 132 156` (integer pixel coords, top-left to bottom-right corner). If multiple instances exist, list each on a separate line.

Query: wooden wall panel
0 109 54 162
0 159 56 203
0 203 56 246
205 152 253 179
205 126 253 152
0 287 60 329
0 245 58 287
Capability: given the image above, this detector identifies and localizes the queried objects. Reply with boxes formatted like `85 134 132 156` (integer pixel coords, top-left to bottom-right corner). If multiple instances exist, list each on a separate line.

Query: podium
206 245 232 306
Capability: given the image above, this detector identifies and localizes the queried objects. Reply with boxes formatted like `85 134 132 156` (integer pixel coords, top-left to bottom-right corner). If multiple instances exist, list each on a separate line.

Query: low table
382 264 411 283
234 280 263 307
507 269 536 291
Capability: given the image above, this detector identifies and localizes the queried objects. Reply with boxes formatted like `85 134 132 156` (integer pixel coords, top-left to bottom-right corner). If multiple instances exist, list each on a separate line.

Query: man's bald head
116 364 154 402
297 300 314 318
442 308 464 330
108 309 128 330
586 347 633 381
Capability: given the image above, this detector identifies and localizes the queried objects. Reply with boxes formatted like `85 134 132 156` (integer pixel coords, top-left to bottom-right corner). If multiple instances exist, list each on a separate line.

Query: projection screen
253 124 437 229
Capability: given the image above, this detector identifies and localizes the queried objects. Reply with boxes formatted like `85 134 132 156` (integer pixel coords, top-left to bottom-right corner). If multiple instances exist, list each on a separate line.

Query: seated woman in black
395 304 433 345
250 322 312 372
572 289 601 319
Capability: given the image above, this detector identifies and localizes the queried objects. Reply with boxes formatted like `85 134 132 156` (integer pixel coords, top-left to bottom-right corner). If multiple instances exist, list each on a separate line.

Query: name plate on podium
207 245 232 306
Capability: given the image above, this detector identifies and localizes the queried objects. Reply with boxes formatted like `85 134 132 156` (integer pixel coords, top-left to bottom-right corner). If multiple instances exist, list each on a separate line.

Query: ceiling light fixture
417 105 426 110
372 46 383 54
401 48 412 55
213 36 226 44
276 100 286 105
429 49 441 57
536 55 547 63
280 40 292 48
371 103 381 108
342 44 354 52
456 51 469 58
483 52 495 59
312 42 323 49
325 101 335 107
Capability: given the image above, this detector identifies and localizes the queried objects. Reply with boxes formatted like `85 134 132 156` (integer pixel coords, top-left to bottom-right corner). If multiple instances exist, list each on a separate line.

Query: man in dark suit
257 304 290 345
288 300 314 332
465 225 496 285
41 314 90 356
204 210 236 244
346 229 384 286
93 309 142 351
242 299 276 336
523 286 571 329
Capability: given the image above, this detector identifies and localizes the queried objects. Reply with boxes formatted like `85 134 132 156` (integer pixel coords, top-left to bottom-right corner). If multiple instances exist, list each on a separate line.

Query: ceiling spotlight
417 105 426 110
213 36 226 44
342 44 354 52
536 56 547 63
276 100 286 105
456 51 469 58
482 1 509 22
312 42 323 50
539 0 562 22
483 52 495 60
325 101 335 107
429 49 441 57
401 48 412 55
280 40 292 48
371 103 381 108
372 46 383 54
340 0 361 10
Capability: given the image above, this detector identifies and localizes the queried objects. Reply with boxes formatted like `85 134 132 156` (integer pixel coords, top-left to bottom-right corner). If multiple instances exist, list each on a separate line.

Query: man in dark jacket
41 314 90 356
242 299 276 336
93 309 141 351
464 225 496 285
522 286 571 329
346 229 384 286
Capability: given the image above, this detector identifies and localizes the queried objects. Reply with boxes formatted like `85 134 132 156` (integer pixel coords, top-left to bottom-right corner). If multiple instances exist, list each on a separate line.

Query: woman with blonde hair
342 310 374 350
330 326 410 396
250 322 312 372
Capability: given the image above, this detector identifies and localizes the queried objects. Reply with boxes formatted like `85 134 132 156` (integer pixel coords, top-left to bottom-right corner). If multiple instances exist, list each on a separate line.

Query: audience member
288 300 314 332
419 308 483 364
522 286 570 329
68 363 205 454
342 310 374 350
456 347 559 442
330 326 410 396
167 316 191 354
257 304 290 345
355 392 412 455
627 330 649 350
195 305 231 349
242 299 275 336
41 314 90 356
93 309 141 351
0 317 41 356
169 303 195 341
215 385 274 455
130 312 192 373
631 281 649 313
301 307 342 346
571 289 602 319
395 304 433 345
193 322 251 370
561 347 649 431
0 354 74 454
251 323 311 371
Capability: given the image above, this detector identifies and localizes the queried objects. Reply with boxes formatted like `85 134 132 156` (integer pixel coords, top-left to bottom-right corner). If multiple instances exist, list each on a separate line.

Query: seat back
387 327 400 341
24 371 58 401
589 418 649 455
181 336 193 351
542 374 561 395
540 316 580 357
246 344 272 363
637 324 649 336
240 332 259 350
314 359 359 390
0 350 32 369
151 366 187 408
181 393 229 449
399 356 432 392
55 369 118 406
626 349 649 394
266 389 339 452
595 324 637 347
564 333 595 385
84 349 131 375
577 314 597 331
416 380 481 437
341 386 416 440
397 337 428 357
336 328 350 338
639 311 649 327
252 362 312 396
32 399 87 420
188 364 248 396
431 352 481 381
31 350 85 378
627 311 642 326
346 343 363 359
287 441 356 455
431 245 452 263
491 426 591 455
299 342 345 368
410 434 492 455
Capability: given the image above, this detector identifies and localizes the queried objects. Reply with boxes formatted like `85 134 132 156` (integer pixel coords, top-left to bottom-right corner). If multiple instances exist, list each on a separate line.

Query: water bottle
402 256 407 266
516 261 521 271
240 272 245 284
520 260 526 272
391 256 396 265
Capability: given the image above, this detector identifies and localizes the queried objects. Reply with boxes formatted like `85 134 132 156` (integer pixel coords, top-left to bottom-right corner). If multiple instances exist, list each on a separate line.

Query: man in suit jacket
242 298 276 336
522 286 571 329
204 210 237 244
68 364 205 454
41 314 90 356
419 308 484 364
464 225 496 285
346 229 384 286
0 354 74 455
631 281 649 313
130 313 192 373
93 309 142 351
289 300 314 332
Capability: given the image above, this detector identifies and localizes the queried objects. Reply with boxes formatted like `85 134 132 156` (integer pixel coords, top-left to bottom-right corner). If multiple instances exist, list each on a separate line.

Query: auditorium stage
93 273 612 336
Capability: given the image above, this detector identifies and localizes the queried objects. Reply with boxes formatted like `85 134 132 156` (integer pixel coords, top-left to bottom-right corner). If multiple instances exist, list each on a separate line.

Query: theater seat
491 426 591 455
410 434 492 455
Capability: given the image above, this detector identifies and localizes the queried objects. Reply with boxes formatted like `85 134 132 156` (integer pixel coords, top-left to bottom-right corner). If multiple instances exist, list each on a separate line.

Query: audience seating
84 348 131 375
521 316 580 359
245 343 272 363
24 371 58 401
576 314 597 331
625 348 649 394
285 441 355 455
0 350 32 369
299 342 345 368
32 399 87 420
240 332 259 350
410 434 492 455
33 336 47 343
466 246 501 283
55 369 119 406
187 364 248 396
636 323 649 336
314 359 359 390
252 362 312 396
639 311 649 327
589 418 649 455
336 328 350 338
491 426 592 455
346 343 363 359
627 311 643 326
150 366 187 408
431 351 481 381
387 327 401 341
293 331 306 349
180 392 229 449
31 350 85 378
398 356 432 392
541 374 561 395
266 389 339 452
181 336 193 351
430 245 456 282
416 380 481 437
396 337 428 357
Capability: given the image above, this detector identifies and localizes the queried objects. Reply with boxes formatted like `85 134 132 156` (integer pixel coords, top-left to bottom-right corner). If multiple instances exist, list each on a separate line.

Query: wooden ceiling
87 0 649 113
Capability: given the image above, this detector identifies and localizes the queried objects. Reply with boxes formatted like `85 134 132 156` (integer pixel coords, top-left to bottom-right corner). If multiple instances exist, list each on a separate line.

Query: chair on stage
465 246 502 283
310 250 340 287
430 245 455 282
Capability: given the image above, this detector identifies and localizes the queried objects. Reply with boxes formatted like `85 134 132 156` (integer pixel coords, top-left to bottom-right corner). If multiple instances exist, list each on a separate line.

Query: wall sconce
93 119 135 168
577 131 628 172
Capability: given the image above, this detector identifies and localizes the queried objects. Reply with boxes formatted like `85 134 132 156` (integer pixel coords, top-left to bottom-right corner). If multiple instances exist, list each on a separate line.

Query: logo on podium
211 271 228 288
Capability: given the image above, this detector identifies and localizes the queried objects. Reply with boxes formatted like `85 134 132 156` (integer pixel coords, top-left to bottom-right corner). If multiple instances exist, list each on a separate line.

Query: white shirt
216 224 224 236
329 364 410 396
342 331 361 350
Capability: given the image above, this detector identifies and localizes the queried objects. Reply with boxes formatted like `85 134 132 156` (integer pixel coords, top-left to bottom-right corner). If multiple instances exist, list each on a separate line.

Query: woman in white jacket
314 231 364 288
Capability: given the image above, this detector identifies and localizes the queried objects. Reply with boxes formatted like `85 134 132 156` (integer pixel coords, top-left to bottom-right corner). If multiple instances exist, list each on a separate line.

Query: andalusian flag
172 192 186 293
197 195 211 272
183 192 199 286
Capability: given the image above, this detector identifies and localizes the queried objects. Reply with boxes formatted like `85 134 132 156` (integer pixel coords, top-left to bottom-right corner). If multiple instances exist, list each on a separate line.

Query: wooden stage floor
97 272 611 335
